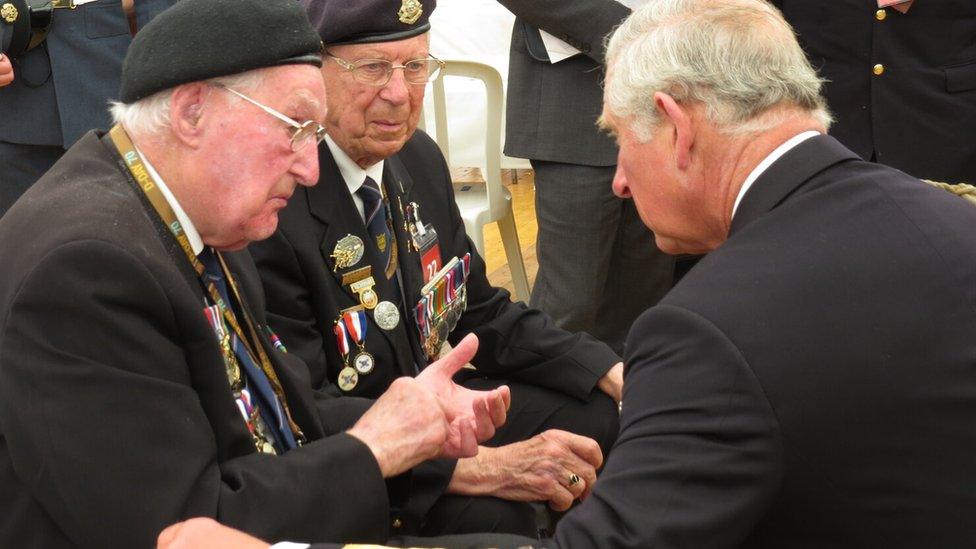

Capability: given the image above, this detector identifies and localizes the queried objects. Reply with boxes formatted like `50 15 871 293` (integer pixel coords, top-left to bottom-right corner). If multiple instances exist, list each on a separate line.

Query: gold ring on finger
568 473 581 486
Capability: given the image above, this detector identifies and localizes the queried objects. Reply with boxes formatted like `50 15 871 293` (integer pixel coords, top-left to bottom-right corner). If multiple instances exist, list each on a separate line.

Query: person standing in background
495 0 675 355
0 0 174 216
772 0 976 183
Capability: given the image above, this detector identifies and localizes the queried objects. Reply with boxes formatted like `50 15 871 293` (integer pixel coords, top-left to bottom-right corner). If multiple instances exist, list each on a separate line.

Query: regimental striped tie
357 176 395 278
199 248 297 452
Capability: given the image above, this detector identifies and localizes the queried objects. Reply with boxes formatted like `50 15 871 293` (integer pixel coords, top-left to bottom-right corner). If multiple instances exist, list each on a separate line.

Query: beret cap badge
1 3 18 24
304 0 435 45
398 0 422 25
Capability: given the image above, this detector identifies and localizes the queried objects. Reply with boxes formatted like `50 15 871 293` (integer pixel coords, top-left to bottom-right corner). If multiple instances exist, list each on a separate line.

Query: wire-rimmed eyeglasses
326 53 445 87
214 84 326 152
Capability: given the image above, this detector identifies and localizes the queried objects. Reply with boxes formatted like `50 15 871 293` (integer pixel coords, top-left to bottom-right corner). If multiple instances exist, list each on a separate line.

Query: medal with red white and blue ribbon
342 308 375 375
333 317 359 391
333 319 351 365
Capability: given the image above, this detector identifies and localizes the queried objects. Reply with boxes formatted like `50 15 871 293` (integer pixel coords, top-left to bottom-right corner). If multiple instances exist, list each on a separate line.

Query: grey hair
603 0 832 141
108 69 269 137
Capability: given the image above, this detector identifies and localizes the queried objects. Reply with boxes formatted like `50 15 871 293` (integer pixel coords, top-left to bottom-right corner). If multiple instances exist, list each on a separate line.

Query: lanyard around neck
107 125 305 444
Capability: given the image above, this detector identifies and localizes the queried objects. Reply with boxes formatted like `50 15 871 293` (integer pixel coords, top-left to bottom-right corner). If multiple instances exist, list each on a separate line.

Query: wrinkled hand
157 518 269 549
348 334 510 478
0 54 14 87
597 362 624 404
448 429 604 512
416 333 511 453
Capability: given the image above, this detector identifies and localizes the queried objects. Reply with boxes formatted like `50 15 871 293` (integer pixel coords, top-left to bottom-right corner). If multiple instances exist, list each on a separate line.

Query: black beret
119 0 324 103
304 0 436 45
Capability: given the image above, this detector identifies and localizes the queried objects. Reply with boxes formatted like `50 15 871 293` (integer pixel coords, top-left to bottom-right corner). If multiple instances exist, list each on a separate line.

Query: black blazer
249 130 618 401
497 0 630 166
773 0 976 182
552 136 976 547
0 132 394 548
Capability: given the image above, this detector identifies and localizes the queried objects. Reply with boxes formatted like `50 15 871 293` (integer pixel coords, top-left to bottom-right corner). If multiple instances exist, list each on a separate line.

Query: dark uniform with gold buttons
250 0 620 538
773 0 976 182
0 0 174 215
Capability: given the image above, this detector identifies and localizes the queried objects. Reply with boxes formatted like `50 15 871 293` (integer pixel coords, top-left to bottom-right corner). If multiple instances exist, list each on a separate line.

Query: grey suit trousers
530 160 674 354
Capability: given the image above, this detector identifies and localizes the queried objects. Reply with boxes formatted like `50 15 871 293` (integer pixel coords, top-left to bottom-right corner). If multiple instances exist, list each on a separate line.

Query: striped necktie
199 248 297 452
357 176 395 278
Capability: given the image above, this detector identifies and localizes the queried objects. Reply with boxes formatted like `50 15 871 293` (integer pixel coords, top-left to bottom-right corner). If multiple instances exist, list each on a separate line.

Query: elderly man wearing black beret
0 0 513 546
249 0 621 539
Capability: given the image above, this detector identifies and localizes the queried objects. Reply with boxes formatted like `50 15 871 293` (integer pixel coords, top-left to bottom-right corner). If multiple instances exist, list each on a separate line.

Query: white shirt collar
731 130 820 220
325 135 385 222
136 148 205 255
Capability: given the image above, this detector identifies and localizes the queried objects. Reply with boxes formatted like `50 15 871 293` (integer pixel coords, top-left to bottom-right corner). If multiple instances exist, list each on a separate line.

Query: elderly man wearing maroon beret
249 0 622 540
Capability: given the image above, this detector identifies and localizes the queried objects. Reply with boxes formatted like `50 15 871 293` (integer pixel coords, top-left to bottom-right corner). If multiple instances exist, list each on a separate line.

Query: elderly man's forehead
251 64 328 118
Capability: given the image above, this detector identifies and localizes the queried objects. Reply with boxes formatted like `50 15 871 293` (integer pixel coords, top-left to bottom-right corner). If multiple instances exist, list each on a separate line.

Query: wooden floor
461 169 540 296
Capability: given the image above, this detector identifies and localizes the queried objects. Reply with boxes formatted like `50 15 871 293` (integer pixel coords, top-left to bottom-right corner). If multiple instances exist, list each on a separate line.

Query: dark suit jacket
772 0 976 182
0 132 397 548
250 130 617 400
553 135 976 547
497 0 629 166
0 0 173 147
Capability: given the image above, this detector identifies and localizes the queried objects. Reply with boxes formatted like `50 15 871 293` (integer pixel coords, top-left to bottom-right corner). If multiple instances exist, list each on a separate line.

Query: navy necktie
357 177 395 279
199 248 297 452
200 247 232 307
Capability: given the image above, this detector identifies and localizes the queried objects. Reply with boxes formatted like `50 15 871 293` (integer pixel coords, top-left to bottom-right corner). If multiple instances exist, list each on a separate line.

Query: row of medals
416 254 471 361
221 332 278 454
422 286 466 360
331 233 401 391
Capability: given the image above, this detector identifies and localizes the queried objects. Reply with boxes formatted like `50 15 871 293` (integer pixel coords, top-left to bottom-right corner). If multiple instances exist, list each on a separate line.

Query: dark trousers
0 140 65 218
419 376 619 539
529 160 674 354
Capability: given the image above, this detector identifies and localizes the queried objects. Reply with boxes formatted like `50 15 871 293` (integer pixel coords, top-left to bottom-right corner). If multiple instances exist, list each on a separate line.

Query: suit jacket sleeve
497 0 631 63
0 240 388 547
552 305 783 548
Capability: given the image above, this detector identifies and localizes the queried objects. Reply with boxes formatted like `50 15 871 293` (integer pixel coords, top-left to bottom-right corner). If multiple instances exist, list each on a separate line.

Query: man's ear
169 82 212 148
654 92 694 170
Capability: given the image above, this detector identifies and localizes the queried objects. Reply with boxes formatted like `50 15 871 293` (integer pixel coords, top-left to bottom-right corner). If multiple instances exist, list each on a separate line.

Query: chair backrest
422 59 508 221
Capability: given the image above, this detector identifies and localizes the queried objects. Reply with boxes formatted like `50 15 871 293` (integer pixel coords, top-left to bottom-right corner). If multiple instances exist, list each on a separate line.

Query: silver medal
374 300 401 331
353 352 375 375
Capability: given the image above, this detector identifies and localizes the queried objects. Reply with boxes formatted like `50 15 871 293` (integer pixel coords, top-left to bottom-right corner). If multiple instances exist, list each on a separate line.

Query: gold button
0 3 18 24
876 9 886 21
873 64 885 76
392 518 403 529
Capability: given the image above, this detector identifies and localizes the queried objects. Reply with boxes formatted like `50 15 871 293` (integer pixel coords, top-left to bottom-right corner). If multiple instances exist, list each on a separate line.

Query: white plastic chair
420 59 531 302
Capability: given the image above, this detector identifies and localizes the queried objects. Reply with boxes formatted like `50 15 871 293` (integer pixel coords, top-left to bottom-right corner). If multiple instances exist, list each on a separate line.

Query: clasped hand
450 429 604 512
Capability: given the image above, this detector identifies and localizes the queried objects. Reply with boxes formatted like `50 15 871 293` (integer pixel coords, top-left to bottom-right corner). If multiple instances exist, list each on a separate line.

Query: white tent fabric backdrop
427 0 531 170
